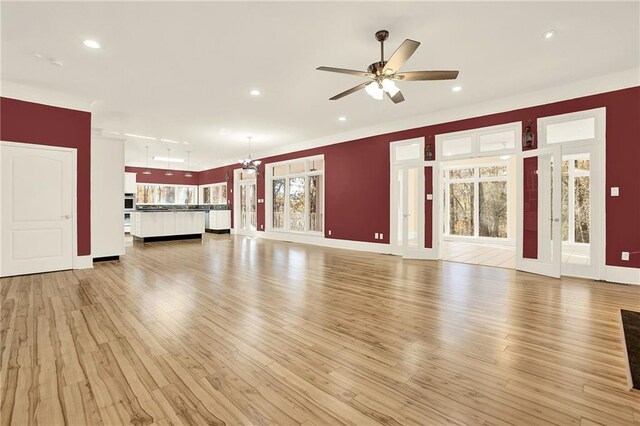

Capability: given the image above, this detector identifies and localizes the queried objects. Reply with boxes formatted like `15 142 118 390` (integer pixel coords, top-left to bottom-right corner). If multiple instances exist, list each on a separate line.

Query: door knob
551 217 559 222
63 215 70 219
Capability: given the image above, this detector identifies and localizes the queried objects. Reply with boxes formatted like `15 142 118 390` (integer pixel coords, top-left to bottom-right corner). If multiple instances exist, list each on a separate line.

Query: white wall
91 135 125 258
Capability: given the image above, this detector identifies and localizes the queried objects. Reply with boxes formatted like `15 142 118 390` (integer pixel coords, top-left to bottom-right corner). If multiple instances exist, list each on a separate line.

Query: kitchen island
130 206 206 243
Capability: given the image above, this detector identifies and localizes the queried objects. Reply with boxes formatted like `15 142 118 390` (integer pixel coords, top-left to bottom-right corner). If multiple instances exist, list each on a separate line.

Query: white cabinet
207 210 231 230
124 172 137 194
130 211 205 239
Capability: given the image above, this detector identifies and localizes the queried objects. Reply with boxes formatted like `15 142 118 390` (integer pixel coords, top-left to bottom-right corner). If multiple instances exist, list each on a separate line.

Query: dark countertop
135 204 231 212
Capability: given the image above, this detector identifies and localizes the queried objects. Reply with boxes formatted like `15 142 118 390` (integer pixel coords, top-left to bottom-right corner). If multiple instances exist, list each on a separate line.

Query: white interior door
391 165 424 258
1 143 74 277
516 146 562 277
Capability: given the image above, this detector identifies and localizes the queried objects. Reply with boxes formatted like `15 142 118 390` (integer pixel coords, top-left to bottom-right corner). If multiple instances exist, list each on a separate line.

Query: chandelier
238 136 261 175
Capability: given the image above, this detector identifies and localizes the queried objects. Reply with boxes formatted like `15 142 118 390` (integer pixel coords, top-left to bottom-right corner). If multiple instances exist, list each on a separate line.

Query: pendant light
185 151 193 177
143 146 152 174
164 148 173 176
238 136 262 175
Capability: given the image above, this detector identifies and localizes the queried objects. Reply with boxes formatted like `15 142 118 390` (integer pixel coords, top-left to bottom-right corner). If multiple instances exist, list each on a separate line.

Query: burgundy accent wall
424 167 433 249
195 86 640 269
0 97 92 256
125 166 201 185
523 157 538 259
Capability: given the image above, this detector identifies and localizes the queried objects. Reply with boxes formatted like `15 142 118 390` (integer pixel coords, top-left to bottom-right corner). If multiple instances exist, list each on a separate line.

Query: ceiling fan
317 30 459 104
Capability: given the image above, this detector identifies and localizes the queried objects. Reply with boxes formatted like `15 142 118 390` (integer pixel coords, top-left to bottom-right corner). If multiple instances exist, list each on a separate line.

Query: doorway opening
439 155 516 269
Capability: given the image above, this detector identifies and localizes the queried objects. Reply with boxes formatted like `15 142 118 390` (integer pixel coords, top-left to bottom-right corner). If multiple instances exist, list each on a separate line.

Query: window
201 182 227 205
437 122 520 159
136 184 197 205
443 163 509 239
547 118 595 144
561 155 590 244
267 156 324 234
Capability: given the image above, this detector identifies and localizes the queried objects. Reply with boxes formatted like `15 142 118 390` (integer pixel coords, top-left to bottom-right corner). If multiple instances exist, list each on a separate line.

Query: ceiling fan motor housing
367 61 387 76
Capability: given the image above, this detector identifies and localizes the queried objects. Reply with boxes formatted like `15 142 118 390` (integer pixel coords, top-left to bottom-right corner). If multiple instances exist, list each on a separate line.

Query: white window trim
537 107 605 149
436 121 522 161
136 183 198 205
442 161 511 241
265 154 325 236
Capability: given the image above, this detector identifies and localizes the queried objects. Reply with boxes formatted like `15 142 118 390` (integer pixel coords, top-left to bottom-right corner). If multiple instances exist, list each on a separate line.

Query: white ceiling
2 1 638 171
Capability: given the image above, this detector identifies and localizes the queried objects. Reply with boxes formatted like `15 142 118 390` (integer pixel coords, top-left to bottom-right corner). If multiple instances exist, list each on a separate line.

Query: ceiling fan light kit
317 30 459 104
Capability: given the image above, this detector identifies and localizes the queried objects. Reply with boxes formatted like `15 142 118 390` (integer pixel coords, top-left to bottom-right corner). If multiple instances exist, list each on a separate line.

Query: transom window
136 184 197 205
437 122 520 159
267 156 324 234
443 162 509 239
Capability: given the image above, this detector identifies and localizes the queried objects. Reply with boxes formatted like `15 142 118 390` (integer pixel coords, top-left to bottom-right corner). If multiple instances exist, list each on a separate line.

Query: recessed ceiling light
249 89 261 96
338 116 347 121
153 156 184 163
500 155 511 160
451 86 462 92
83 39 101 49
542 30 556 40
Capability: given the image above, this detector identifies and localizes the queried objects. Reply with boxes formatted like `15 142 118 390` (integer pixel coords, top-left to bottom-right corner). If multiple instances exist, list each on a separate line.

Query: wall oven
124 193 135 210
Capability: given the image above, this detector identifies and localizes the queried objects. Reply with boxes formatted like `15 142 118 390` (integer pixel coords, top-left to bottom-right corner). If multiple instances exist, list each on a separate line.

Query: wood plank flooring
2 234 640 425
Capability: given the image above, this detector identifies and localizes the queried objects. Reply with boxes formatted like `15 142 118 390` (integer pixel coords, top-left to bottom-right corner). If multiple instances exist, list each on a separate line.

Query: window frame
199 182 228 205
135 183 198 205
436 122 521 161
265 155 325 235
537 108 605 149
442 161 510 241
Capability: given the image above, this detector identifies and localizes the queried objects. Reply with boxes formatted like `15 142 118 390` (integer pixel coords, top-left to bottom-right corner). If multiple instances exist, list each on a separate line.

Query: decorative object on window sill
238 136 261 176
425 137 434 161
522 119 535 149
143 146 152 175
165 148 173 176
185 151 193 177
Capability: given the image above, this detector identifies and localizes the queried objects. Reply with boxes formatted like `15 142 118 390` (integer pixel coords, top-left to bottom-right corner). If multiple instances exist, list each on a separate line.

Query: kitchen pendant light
185 151 193 177
164 148 173 176
143 146 152 174
238 136 261 175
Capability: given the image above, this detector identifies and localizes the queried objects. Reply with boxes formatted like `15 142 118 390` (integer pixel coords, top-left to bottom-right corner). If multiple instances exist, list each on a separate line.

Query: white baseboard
603 265 640 285
260 231 391 254
73 255 94 270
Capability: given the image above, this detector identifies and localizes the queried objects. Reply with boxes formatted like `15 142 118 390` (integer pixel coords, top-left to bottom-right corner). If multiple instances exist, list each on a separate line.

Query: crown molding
210 67 640 170
0 80 94 112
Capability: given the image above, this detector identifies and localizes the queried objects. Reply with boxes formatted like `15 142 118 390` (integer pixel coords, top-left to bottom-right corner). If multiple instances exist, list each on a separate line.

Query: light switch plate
426 194 433 200
380 233 384 239
611 187 620 196
328 230 332 236
622 251 630 261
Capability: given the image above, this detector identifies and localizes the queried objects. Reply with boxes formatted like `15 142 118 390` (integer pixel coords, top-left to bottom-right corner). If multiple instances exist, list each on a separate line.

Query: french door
391 164 424 257
235 175 257 234
1 143 74 277
516 146 562 277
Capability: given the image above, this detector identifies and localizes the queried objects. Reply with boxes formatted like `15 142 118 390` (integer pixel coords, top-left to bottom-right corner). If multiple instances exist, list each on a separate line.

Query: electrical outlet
611 187 620 197
380 233 384 240
622 251 630 261
260 224 264 230
426 194 433 200
374 233 379 239
328 230 332 236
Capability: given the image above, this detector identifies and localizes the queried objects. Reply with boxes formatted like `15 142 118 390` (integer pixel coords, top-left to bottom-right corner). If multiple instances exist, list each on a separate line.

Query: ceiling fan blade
387 90 405 104
317 66 374 78
329 81 370 100
383 39 420 74
395 70 459 81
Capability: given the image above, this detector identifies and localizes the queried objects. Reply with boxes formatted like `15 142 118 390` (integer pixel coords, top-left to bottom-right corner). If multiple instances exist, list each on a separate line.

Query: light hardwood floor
2 234 639 425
